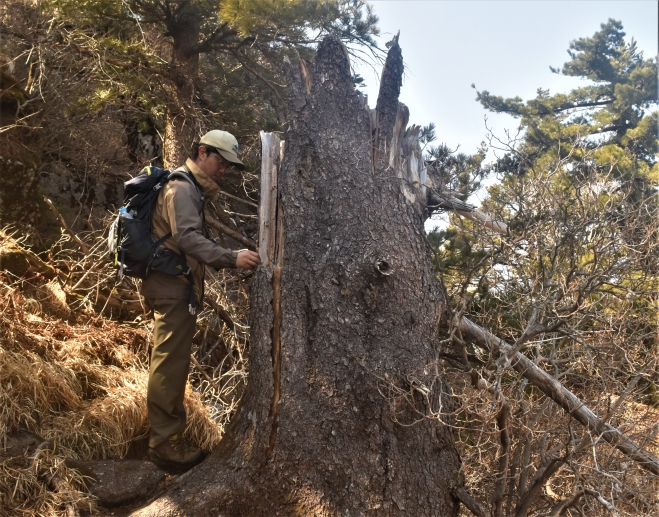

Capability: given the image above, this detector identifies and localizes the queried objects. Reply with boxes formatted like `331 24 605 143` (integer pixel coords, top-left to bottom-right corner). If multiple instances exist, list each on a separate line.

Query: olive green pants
146 298 197 448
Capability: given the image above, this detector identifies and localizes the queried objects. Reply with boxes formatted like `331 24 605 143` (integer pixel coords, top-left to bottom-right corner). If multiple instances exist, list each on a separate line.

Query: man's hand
236 250 261 269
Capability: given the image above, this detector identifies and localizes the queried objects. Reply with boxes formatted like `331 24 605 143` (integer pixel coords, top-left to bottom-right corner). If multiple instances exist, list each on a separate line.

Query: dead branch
205 213 257 251
190 355 231 406
427 190 508 235
43 196 90 254
206 296 236 330
492 398 511 517
217 190 259 209
456 316 659 476
31 441 80 517
452 486 489 517
0 239 62 279
549 488 617 517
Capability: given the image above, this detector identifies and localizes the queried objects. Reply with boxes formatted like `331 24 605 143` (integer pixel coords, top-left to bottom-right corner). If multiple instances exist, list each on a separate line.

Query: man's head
192 130 245 184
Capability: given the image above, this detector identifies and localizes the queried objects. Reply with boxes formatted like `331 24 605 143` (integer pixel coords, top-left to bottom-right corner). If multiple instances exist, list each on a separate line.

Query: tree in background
50 0 380 166
427 20 659 516
0 0 379 242
476 18 657 183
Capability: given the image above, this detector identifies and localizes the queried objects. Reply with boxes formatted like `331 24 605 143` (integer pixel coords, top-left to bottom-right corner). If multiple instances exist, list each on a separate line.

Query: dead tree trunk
132 36 461 517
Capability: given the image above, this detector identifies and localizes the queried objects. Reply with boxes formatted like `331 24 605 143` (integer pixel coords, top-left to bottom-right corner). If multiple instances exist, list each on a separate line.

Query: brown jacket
140 159 237 305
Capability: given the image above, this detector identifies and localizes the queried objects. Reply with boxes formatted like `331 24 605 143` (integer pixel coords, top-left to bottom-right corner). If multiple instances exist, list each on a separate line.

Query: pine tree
49 0 380 166
425 21 659 515
475 19 657 183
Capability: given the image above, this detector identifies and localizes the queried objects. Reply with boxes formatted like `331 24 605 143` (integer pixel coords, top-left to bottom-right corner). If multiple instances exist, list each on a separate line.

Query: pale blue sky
354 1 658 155
351 1 658 230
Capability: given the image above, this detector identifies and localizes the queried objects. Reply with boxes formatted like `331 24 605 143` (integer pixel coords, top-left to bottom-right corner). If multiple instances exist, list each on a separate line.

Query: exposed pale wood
401 125 425 199
263 137 286 462
389 102 409 171
455 208 509 235
279 140 286 165
457 316 659 476
259 131 282 266
205 213 257 251
43 196 90 254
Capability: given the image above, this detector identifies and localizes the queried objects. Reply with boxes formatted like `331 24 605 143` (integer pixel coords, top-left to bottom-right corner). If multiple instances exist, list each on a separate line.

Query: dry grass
1 445 96 517
0 230 245 516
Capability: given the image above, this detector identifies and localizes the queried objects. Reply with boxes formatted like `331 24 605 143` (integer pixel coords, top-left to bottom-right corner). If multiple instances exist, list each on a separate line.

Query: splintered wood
259 131 285 461
258 131 283 268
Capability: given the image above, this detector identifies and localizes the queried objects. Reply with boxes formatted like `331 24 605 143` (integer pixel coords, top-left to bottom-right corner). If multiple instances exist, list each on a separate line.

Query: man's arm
164 180 238 269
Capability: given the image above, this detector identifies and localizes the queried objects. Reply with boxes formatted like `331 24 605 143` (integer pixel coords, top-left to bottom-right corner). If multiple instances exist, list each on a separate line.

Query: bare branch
43 196 90 254
456 316 659 476
205 213 257 251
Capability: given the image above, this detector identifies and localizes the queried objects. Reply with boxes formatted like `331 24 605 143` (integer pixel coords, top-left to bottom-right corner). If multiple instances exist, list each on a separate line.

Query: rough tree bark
132 36 461 516
162 8 201 169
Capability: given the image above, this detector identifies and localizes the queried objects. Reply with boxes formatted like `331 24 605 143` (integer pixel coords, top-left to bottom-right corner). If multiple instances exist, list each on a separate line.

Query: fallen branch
207 296 236 330
451 486 489 517
548 488 617 517
43 197 90 254
31 441 80 517
190 355 230 405
205 213 257 251
0 238 62 279
456 316 659 476
217 190 259 209
67 288 147 314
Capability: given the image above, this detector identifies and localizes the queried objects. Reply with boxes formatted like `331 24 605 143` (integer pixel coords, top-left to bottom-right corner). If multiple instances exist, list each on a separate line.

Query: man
142 130 260 470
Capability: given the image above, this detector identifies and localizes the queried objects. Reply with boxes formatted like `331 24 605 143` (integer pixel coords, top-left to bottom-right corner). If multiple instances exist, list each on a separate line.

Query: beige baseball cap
199 130 245 170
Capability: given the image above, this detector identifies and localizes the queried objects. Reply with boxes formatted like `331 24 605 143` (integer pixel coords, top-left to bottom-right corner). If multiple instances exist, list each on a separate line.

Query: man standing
141 130 260 470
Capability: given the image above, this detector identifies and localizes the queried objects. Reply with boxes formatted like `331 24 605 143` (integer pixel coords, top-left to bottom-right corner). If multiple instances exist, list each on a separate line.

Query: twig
217 190 258 208
190 355 229 404
43 197 90 254
205 213 257 251
456 316 659 476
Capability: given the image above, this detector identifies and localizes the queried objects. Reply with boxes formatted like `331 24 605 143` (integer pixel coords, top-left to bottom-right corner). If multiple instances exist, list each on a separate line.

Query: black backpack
108 165 204 312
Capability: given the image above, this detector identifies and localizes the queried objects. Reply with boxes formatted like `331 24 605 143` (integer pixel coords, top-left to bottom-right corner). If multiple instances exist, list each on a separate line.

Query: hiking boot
147 434 206 471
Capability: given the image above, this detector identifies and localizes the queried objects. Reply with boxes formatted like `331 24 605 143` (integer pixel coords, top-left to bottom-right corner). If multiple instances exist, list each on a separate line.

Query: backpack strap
165 166 205 315
169 167 205 212
170 166 211 238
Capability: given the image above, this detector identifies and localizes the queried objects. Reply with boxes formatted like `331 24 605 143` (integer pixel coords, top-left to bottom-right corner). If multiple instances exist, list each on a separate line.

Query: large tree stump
132 36 461 517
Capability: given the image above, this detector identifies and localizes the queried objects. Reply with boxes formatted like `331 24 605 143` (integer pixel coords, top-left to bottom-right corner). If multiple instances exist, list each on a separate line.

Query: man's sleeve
163 180 238 269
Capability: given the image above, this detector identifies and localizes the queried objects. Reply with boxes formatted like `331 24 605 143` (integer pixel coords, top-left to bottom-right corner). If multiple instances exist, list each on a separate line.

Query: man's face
196 146 231 184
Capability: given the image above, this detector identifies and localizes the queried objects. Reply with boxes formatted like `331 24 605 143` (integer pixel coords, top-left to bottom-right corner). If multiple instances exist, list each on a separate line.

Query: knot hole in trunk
374 258 393 276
